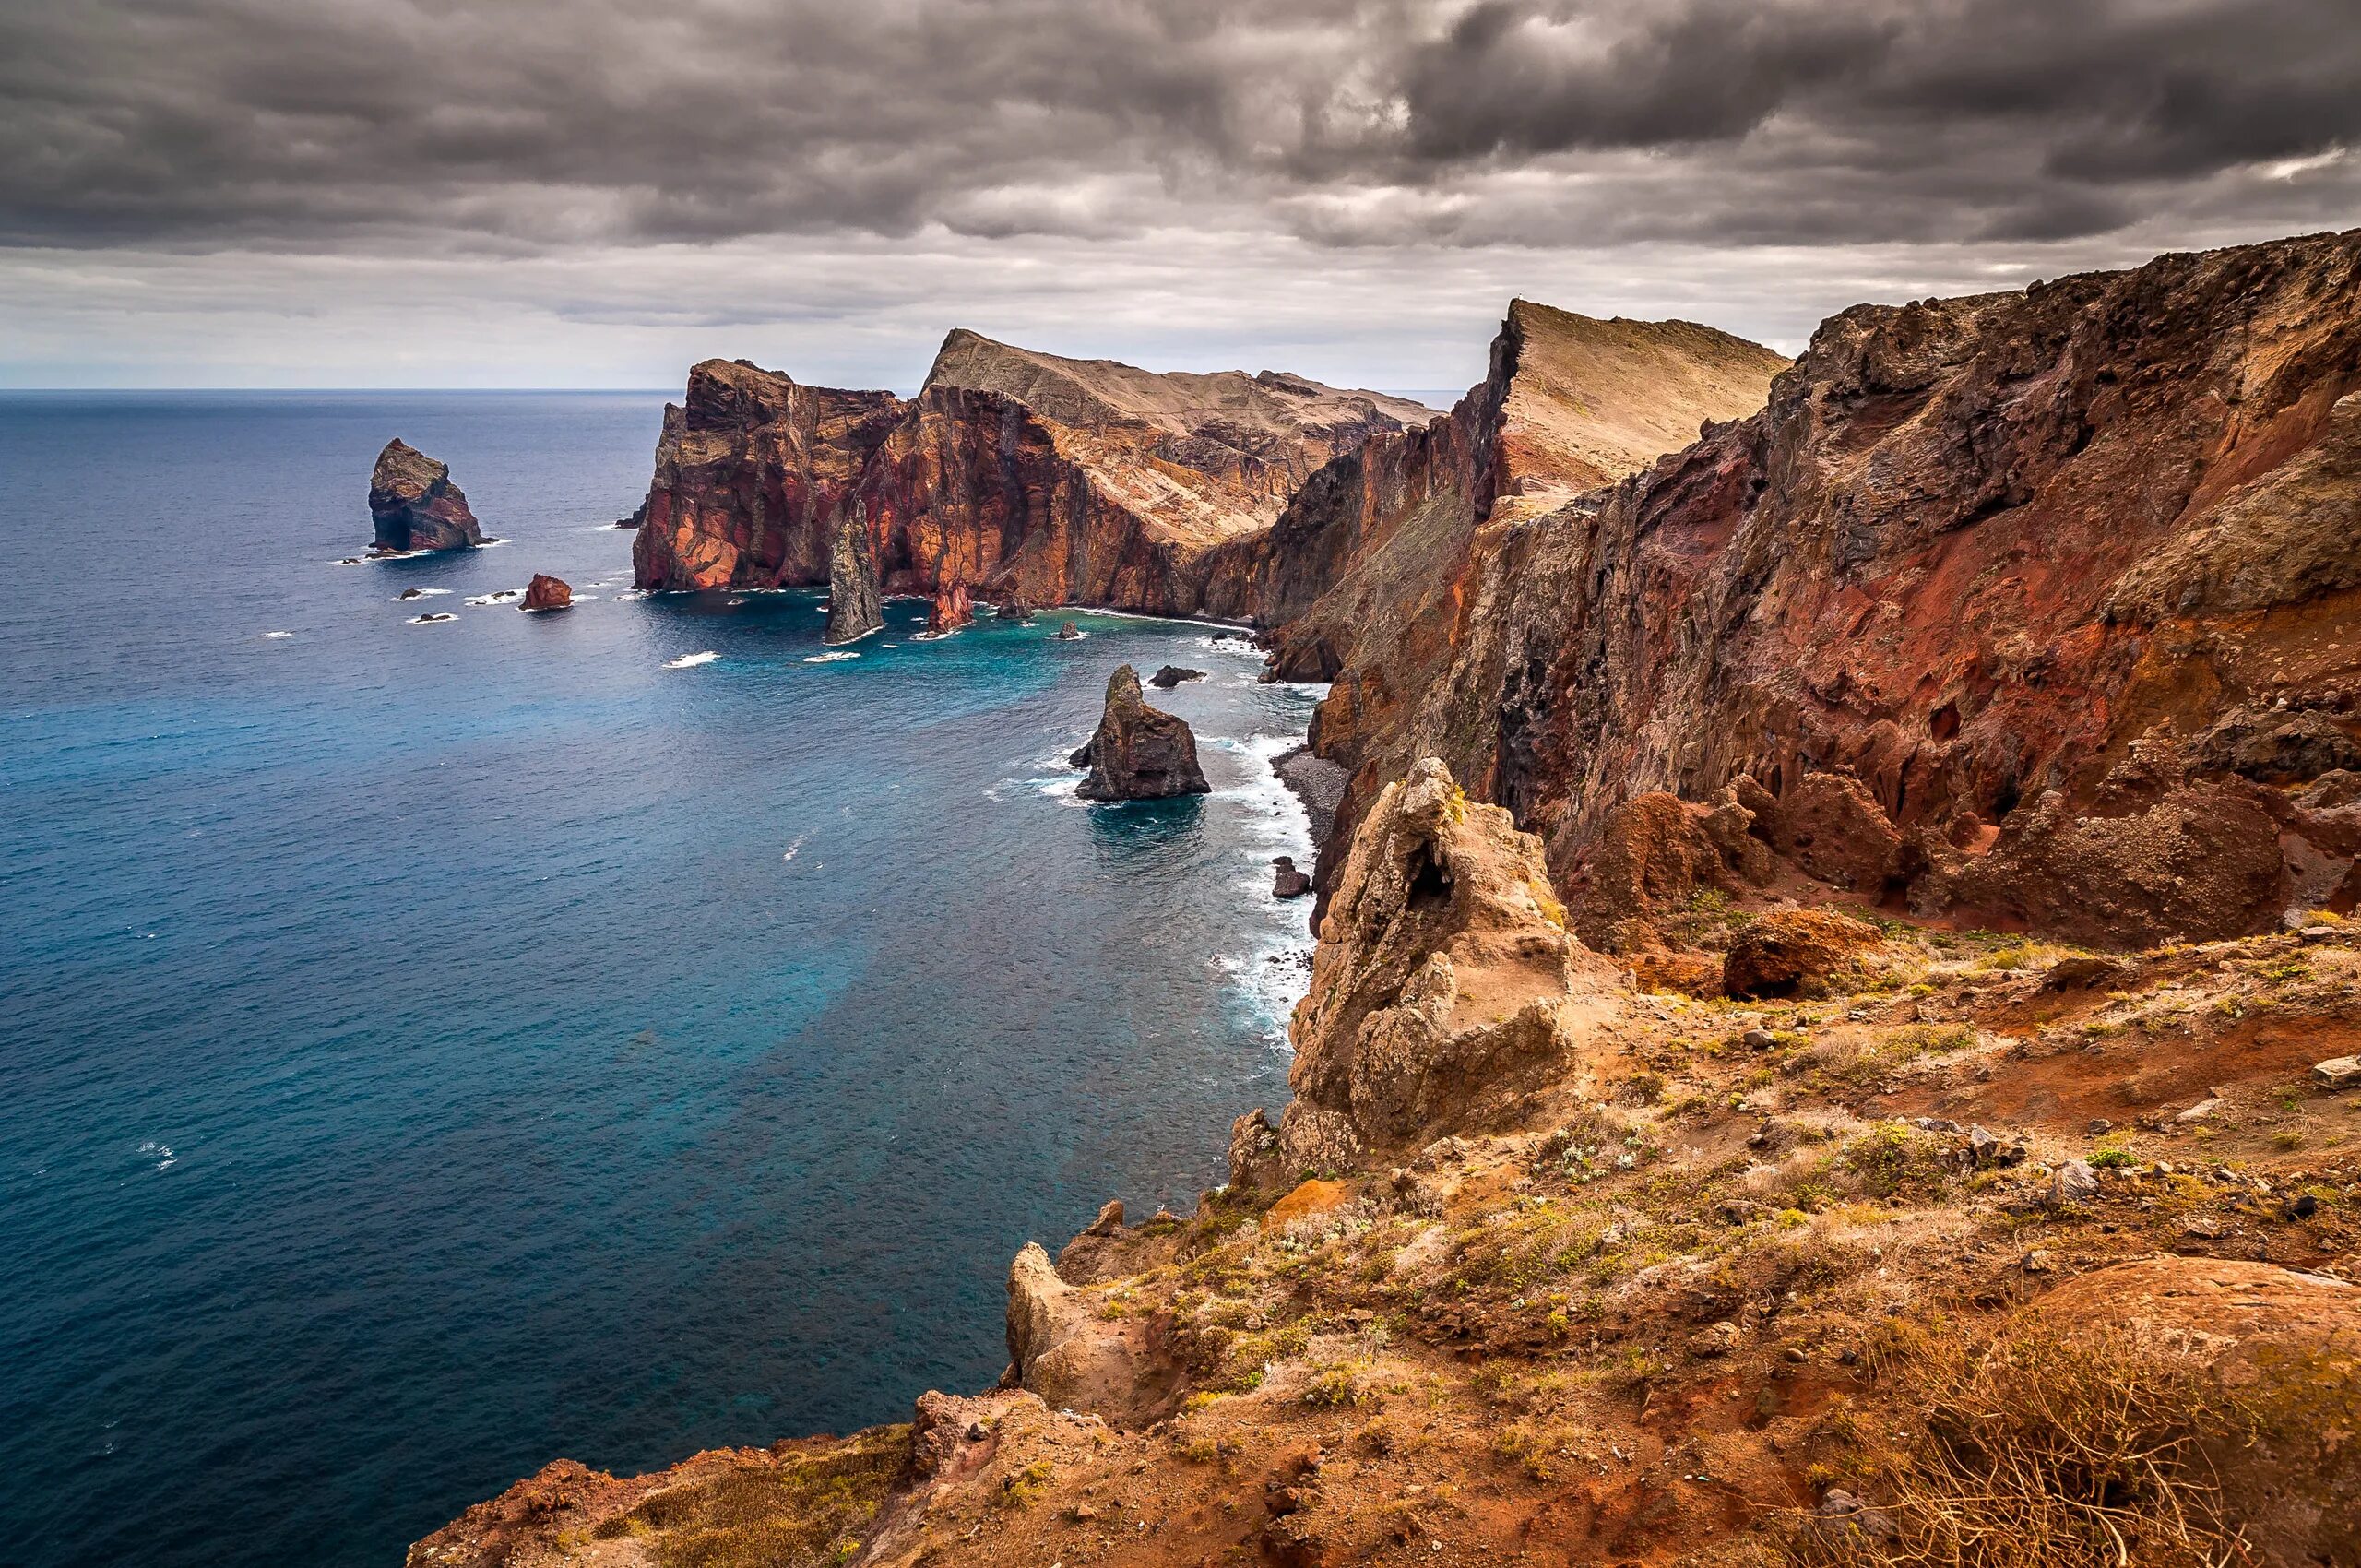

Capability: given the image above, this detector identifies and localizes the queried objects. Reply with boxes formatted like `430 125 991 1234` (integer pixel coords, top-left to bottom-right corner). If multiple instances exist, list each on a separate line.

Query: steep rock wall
1348 230 2361 947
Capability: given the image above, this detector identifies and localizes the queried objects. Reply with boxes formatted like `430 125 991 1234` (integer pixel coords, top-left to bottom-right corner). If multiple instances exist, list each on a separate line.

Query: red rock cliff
1324 230 2361 948
631 333 1430 613
631 359 908 591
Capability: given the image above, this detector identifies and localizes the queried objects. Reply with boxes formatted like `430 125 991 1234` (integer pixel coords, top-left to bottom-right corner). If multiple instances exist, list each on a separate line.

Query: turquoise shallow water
0 392 1315 1568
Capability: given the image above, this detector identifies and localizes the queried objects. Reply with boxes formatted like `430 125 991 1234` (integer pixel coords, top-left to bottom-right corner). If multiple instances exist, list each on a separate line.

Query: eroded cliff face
630 333 1430 614
1236 303 1789 902
1367 229 2361 948
632 359 907 592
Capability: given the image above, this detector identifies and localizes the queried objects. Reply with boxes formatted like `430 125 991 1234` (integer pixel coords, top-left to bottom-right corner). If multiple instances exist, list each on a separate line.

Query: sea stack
1053 621 1084 641
994 594 1035 624
927 582 973 634
368 439 486 552
1271 856 1312 898
823 507 882 645
1071 665 1211 802
521 574 573 611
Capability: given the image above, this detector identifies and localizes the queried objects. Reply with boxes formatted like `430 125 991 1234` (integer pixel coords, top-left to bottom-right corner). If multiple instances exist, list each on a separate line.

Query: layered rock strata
368 438 486 552
630 335 1432 614
1329 230 2361 948
1071 666 1210 802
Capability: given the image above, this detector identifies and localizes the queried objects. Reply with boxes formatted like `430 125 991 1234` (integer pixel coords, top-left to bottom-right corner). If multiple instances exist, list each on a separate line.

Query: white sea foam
392 588 454 600
726 597 748 606
664 650 718 669
782 833 810 862
613 588 653 601
803 649 860 663
261 631 294 639
464 589 524 605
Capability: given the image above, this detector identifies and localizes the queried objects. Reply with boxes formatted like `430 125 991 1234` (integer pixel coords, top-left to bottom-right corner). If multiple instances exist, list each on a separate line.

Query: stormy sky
4 0 2355 389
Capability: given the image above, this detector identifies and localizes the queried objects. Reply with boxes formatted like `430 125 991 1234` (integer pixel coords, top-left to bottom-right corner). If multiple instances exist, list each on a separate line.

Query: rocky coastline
416 229 2361 1568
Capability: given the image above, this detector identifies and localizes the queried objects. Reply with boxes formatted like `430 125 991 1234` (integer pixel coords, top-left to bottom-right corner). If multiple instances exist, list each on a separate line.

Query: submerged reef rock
368 439 485 552
520 574 572 612
1071 665 1210 802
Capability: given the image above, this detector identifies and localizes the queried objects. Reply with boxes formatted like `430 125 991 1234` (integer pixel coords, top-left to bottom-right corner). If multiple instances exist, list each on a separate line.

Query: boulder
994 593 1036 623
1722 909 1882 999
1147 665 1204 689
1053 621 1084 640
1071 666 1211 801
521 574 572 612
368 438 485 552
1272 856 1313 898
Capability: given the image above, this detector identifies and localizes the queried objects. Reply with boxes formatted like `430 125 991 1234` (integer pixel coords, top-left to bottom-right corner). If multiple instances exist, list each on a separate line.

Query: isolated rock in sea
1242 757 1623 1181
1071 665 1211 802
1147 665 1204 689
369 438 486 552
1053 620 1084 640
926 580 973 634
994 593 1036 623
521 574 572 611
823 506 882 645
1272 856 1312 898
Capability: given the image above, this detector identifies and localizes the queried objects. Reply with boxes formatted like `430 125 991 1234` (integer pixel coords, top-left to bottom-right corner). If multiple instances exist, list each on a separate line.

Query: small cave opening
1405 844 1454 909
1928 702 1961 742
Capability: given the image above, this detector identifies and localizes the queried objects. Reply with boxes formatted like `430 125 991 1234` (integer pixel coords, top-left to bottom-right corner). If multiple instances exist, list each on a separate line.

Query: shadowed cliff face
628 334 1430 609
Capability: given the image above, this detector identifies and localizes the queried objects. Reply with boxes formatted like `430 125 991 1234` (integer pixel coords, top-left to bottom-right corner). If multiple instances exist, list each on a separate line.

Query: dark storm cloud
0 0 2355 255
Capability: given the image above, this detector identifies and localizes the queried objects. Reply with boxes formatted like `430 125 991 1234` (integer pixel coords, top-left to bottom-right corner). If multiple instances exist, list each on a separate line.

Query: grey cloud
0 0 2355 260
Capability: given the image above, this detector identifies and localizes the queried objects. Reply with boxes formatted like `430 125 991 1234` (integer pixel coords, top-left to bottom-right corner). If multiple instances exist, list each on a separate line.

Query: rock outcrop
520 574 571 612
630 334 1430 614
824 506 883 645
1237 757 1624 1183
1271 856 1312 898
368 438 486 552
1003 1243 1181 1428
632 359 905 591
1146 665 1204 689
1071 666 1210 802
925 581 973 635
1306 230 2361 948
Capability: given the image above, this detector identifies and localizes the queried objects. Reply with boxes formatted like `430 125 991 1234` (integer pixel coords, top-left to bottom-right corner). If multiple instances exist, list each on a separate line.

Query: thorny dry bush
1791 1317 2272 1568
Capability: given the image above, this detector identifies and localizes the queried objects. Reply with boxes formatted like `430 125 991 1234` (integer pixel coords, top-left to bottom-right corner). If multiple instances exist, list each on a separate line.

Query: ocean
0 392 1317 1568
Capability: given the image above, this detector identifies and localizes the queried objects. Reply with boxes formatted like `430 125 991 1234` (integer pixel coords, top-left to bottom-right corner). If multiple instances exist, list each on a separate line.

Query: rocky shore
416 229 2361 1568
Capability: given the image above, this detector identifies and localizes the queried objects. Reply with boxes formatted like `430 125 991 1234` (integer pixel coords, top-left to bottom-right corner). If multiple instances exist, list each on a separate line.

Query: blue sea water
0 392 1318 1568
